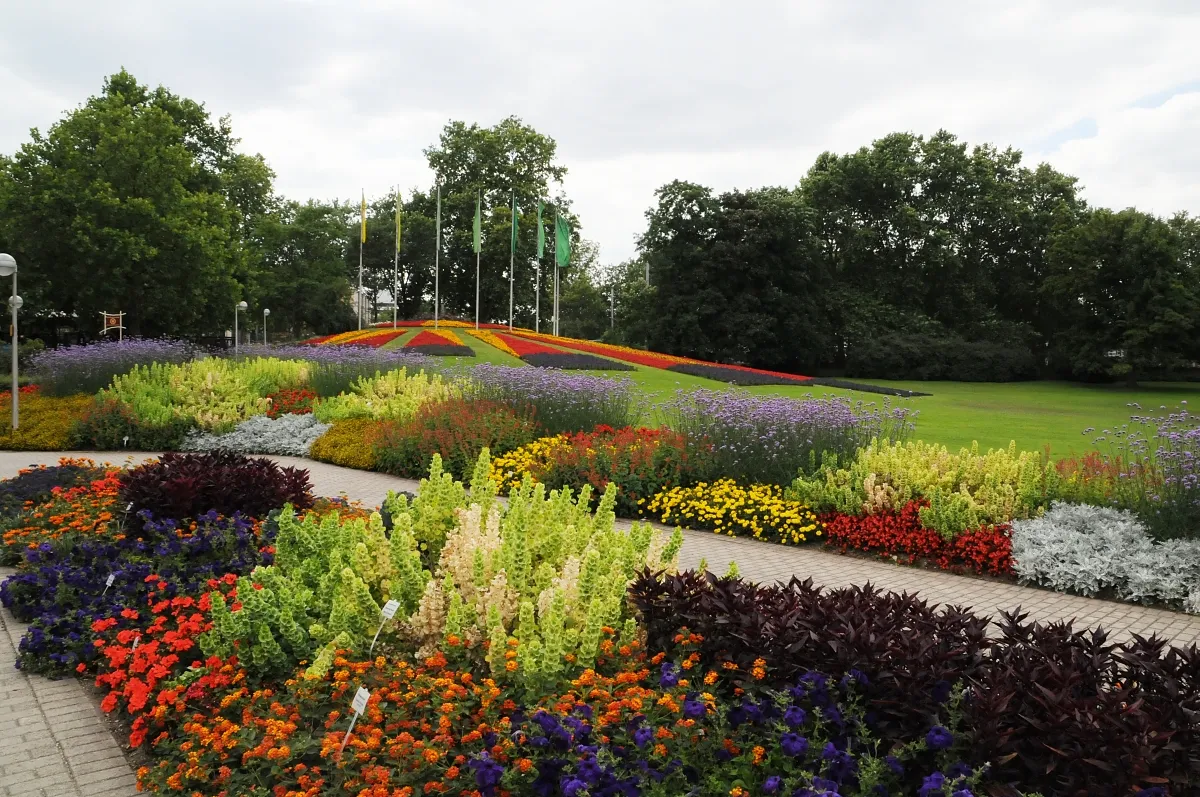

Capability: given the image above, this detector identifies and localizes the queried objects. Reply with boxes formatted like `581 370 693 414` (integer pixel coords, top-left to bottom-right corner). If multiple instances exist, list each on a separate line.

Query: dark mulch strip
406 344 476 357
666 363 809 386
521 352 636 371
806 378 931 397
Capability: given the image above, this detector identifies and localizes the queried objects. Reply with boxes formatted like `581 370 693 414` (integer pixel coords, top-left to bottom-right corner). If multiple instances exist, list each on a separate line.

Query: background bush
845 332 1040 382
30 338 196 397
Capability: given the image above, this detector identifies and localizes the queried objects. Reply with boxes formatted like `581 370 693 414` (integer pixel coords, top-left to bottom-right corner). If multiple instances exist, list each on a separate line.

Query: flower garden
0 335 1199 795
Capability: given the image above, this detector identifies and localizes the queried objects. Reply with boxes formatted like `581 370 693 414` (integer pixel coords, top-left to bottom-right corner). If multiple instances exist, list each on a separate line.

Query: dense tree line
0 72 578 342
613 131 1200 381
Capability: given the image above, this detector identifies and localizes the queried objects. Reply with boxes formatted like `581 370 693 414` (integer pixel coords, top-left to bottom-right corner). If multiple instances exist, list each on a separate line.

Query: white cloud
2 0 1200 262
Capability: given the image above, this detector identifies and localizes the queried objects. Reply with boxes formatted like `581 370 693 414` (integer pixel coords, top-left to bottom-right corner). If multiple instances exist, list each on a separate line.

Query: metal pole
434 181 441 329
263 310 268 344
535 263 540 333
394 187 400 329
234 306 239 356
475 248 480 330
513 188 518 331
11 271 17 430
610 281 615 329
357 240 364 331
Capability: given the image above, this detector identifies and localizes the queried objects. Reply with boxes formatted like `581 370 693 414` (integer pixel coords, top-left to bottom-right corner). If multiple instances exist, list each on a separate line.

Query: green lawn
378 332 1199 457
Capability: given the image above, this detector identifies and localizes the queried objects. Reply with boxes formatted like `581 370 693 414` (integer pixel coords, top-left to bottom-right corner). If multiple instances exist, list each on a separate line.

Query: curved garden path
2 450 1200 796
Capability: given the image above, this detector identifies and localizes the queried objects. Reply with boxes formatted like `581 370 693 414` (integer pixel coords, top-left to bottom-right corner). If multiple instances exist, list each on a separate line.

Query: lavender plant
30 338 197 397
463 364 639 435
664 389 915 486
1091 402 1200 541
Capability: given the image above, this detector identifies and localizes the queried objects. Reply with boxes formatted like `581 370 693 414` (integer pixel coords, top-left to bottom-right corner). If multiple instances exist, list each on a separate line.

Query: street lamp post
0 254 19 430
235 301 248 355
263 308 270 345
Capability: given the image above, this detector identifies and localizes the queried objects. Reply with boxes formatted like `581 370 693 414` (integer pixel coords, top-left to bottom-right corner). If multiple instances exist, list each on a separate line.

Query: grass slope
374 329 1200 457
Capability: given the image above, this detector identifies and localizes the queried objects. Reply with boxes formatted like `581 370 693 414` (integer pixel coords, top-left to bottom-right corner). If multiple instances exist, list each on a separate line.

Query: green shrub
313 368 457 423
845 332 1039 382
70 396 194 450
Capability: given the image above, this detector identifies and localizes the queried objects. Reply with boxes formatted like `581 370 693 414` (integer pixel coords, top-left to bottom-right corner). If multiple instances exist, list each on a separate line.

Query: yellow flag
360 190 367 243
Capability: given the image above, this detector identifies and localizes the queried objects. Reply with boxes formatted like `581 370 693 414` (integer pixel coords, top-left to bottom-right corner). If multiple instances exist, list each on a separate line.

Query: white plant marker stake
102 573 115 595
369 600 401 655
337 686 371 757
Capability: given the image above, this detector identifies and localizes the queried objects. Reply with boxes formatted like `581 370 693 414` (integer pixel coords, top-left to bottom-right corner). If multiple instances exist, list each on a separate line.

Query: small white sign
350 686 370 715
381 600 401 620
131 636 140 651
105 574 115 587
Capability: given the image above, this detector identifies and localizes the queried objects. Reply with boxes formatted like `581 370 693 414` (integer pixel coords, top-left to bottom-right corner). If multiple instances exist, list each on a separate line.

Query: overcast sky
3 0 1199 263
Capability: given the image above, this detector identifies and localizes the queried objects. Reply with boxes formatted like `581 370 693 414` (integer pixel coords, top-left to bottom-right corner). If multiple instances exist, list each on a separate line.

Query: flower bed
666 361 812 385
494 332 634 371
1 456 1198 796
648 479 823 545
465 328 520 357
404 330 475 356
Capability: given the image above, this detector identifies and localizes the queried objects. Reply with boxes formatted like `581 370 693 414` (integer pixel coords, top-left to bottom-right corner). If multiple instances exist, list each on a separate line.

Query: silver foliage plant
1011 501 1200 613
183 413 330 457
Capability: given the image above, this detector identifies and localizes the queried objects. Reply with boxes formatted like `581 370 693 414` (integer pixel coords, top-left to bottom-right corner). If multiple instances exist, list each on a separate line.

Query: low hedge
0 393 93 450
846 332 1039 381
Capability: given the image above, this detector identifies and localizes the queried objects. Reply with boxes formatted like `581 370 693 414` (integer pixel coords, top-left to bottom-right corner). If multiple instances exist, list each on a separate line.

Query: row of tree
608 132 1200 381
0 71 584 342
1 71 1196 381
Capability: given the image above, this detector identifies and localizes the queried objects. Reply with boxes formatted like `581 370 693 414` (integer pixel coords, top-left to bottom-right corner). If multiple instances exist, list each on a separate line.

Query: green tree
254 199 355 338
0 69 267 337
422 117 574 325
1044 208 1199 382
637 182 828 370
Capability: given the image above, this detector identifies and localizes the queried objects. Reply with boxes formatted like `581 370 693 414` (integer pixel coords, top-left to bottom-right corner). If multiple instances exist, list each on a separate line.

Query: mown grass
381 333 1200 457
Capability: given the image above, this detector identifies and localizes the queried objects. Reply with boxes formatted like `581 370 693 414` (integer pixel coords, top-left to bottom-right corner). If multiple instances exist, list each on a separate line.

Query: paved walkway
3 450 1200 796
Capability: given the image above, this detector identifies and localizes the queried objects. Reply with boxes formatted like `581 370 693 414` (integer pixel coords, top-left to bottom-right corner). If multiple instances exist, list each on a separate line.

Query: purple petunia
781 732 809 757
925 726 954 751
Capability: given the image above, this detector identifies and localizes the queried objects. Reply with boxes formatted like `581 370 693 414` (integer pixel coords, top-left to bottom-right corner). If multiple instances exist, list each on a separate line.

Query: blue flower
561 776 588 796
469 752 505 794
925 726 953 751
884 755 904 776
919 772 947 797
659 662 679 687
632 726 652 747
783 706 806 728
781 732 809 757
763 775 783 794
946 762 972 779
682 697 707 719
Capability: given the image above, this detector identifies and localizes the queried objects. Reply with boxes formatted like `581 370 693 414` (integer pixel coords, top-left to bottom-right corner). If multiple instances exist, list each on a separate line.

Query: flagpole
434 180 441 329
535 262 540 333
475 190 481 330
393 187 400 329
358 189 365 330
508 189 515 332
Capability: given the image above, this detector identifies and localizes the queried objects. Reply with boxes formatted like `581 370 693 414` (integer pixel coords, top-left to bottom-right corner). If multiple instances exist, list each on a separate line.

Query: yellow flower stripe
424 328 466 345
466 329 520 357
646 480 822 545
509 329 698 366
320 328 382 345
420 319 473 328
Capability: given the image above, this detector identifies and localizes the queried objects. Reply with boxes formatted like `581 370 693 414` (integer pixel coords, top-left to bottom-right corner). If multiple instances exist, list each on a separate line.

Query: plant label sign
381 600 401 620
351 686 370 716
105 574 116 587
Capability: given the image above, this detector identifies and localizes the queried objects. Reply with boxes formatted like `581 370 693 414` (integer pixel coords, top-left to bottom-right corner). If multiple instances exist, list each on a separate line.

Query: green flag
510 192 519 254
536 200 545 259
473 191 482 254
555 212 571 268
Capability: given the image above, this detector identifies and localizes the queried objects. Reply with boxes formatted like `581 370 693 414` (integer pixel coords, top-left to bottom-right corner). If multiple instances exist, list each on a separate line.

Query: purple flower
469 752 504 793
763 775 783 794
884 755 904 776
919 772 947 797
781 732 809 757
925 726 953 751
783 706 807 728
659 662 679 688
682 697 707 719
632 726 652 747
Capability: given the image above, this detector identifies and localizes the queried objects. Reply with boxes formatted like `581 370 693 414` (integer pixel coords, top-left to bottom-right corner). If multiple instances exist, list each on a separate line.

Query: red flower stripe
493 332 560 357
405 330 463 348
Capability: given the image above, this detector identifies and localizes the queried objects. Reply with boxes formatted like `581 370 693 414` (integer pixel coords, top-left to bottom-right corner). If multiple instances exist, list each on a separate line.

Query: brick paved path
2 450 1200 796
